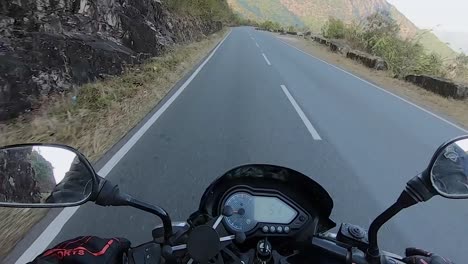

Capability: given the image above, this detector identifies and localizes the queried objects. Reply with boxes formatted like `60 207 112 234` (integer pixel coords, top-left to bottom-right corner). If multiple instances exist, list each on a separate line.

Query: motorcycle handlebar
124 236 404 264
311 237 352 262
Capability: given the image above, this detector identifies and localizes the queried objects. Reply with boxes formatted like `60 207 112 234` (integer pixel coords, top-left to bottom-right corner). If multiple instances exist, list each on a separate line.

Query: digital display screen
253 196 297 224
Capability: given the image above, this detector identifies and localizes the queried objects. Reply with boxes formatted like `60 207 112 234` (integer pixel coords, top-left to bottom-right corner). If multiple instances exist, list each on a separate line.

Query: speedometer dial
223 191 300 234
224 192 257 233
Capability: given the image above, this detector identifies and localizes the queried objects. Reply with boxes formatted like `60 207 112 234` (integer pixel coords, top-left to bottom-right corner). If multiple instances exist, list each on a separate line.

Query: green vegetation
228 0 457 58
30 151 55 190
232 16 259 27
287 25 298 33
321 18 345 39
229 0 303 27
0 31 228 161
322 14 446 78
165 0 236 23
447 53 468 84
257 19 304 33
259 20 282 32
417 30 458 59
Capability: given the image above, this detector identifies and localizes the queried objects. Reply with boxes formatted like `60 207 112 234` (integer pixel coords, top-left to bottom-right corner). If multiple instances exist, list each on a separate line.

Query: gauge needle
233 208 245 215
213 215 223 229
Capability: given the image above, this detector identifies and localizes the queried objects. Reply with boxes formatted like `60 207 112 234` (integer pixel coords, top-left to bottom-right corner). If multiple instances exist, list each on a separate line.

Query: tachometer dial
223 192 257 233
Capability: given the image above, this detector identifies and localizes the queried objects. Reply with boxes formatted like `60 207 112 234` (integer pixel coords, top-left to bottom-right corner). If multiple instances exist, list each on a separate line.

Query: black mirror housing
0 143 100 208
405 169 436 202
366 135 468 263
402 135 468 202
428 136 468 199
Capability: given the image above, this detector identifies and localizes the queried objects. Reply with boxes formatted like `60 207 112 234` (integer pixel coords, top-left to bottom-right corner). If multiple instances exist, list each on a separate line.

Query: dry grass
277 34 468 129
0 29 228 261
0 208 48 259
0 29 227 159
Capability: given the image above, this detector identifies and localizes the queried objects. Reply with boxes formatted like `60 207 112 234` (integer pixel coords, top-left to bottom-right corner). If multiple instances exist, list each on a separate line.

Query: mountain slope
228 0 457 58
434 31 468 54
229 0 303 26
418 31 460 59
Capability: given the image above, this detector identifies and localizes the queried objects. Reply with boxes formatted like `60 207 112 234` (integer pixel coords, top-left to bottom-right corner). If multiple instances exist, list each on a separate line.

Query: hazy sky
34 146 75 182
387 0 468 32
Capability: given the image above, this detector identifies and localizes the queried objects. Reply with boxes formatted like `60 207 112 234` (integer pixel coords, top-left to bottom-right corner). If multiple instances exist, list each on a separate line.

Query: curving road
9 27 468 264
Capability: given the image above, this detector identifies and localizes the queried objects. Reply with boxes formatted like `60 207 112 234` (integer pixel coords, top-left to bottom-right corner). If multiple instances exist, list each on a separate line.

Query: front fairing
195 164 336 233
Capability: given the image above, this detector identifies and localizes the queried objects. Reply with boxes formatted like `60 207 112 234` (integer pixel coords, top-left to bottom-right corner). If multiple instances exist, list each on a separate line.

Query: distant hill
229 0 304 26
228 0 457 58
434 31 468 54
418 30 460 59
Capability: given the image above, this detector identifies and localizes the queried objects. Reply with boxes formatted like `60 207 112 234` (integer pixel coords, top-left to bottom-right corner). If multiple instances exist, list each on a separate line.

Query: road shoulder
275 34 468 131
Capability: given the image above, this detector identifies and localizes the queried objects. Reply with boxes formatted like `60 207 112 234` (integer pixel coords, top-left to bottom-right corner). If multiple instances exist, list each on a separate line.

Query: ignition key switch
337 223 369 251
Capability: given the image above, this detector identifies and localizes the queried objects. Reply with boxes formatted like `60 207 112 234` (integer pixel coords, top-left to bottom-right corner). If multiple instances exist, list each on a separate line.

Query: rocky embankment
0 0 222 121
307 34 467 99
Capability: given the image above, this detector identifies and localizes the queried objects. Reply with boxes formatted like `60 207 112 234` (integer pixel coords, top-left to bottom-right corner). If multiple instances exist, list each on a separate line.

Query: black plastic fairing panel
197 164 336 233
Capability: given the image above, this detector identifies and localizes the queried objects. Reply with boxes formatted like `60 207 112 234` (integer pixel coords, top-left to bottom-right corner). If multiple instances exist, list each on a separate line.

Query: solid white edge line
15 30 233 264
281 85 322 140
262 53 272 66
276 38 468 134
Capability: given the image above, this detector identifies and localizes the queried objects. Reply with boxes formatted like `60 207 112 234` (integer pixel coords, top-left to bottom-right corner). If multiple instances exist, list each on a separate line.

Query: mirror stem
124 197 173 243
95 178 173 243
367 191 417 264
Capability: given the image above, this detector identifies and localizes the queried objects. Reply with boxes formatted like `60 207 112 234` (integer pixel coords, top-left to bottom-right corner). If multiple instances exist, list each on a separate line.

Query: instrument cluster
221 188 310 236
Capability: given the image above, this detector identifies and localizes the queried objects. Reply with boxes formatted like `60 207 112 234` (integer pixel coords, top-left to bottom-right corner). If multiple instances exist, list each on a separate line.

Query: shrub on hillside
260 20 282 32
165 0 235 22
286 25 297 33
235 16 259 27
321 14 446 78
370 35 444 77
447 53 468 83
321 18 346 39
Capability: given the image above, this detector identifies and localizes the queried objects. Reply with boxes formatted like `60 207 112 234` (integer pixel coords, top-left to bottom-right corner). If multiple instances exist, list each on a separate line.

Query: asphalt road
11 27 468 263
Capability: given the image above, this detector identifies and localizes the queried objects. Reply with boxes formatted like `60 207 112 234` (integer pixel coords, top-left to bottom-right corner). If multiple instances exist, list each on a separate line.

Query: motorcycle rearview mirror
0 144 98 207
0 143 173 242
430 137 468 198
366 135 468 264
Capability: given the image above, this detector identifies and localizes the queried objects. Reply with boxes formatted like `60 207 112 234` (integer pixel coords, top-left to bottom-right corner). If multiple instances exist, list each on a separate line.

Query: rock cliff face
0 0 222 121
0 148 40 203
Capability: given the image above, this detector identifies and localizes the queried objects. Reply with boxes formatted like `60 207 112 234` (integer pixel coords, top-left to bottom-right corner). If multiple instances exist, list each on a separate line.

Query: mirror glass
431 138 468 198
0 145 95 205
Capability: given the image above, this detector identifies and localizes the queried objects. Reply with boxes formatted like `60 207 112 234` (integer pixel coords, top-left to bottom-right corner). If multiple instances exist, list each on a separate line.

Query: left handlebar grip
126 242 162 264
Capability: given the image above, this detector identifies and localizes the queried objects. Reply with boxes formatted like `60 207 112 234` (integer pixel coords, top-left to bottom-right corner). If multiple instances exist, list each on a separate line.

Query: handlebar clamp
127 242 162 264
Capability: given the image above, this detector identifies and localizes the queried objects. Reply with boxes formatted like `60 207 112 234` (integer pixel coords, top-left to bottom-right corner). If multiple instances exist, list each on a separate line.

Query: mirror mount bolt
405 170 436 203
95 178 128 206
